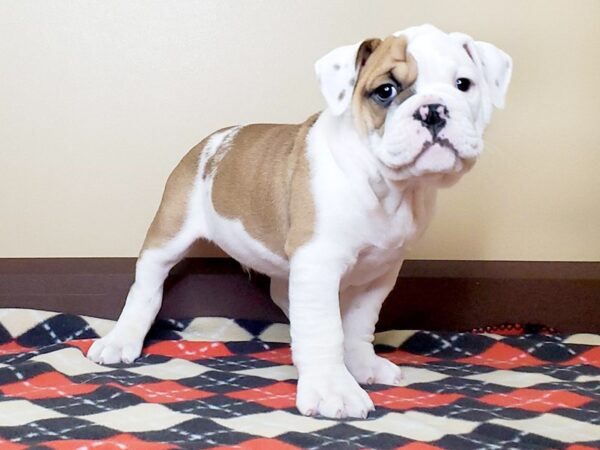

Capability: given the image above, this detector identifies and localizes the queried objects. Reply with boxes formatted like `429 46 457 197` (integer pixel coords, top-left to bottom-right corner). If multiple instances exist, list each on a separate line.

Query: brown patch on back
211 115 319 259
285 117 318 257
142 127 232 251
142 142 204 251
351 36 418 134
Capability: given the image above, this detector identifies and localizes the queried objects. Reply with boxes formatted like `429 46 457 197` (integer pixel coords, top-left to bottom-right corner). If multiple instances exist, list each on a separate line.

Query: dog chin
379 140 469 181
413 142 459 174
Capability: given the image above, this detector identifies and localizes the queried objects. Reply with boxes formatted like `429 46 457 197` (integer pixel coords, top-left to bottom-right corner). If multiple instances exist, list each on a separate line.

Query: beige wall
1 1 599 261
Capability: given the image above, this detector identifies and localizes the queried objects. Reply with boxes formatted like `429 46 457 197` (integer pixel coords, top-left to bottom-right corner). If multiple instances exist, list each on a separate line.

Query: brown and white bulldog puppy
88 24 512 419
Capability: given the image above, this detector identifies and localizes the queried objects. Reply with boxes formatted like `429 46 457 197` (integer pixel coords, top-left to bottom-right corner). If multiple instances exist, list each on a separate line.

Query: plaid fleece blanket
0 308 598 449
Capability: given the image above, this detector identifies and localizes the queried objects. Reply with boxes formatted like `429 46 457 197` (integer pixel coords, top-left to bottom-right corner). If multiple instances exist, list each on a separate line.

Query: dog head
315 24 512 183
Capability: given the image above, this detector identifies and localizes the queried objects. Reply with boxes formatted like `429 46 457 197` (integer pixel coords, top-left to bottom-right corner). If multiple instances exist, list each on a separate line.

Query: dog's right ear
315 38 381 116
451 32 512 109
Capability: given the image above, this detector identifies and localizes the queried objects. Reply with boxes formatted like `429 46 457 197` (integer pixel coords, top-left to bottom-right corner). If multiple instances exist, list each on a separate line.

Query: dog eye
371 83 399 106
455 78 472 92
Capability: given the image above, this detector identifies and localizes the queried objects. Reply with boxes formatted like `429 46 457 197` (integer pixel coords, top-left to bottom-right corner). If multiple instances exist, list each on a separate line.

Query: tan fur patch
211 115 319 259
142 127 232 251
284 117 318 257
142 141 205 251
352 36 418 134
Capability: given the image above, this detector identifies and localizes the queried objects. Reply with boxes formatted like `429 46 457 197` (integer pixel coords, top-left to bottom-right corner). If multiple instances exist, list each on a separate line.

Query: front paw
87 327 144 365
345 351 403 385
296 366 374 419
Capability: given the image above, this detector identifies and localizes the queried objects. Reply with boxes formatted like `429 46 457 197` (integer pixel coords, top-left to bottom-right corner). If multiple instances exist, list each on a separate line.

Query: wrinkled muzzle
372 89 483 180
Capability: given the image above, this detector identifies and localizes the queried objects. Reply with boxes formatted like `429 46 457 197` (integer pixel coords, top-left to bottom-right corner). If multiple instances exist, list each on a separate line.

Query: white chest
322 178 436 289
339 201 418 286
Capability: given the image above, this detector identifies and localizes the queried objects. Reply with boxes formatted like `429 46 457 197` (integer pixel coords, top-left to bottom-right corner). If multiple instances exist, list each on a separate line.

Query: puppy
88 24 512 419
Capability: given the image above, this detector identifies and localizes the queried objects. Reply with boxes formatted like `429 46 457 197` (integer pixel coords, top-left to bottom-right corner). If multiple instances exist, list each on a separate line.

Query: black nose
413 103 449 139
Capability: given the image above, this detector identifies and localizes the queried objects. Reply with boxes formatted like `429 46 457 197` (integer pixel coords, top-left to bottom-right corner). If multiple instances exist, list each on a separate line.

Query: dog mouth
414 138 459 161
385 138 462 172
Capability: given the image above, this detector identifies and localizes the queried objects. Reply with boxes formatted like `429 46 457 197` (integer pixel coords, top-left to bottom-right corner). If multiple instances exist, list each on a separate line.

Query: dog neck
320 110 439 219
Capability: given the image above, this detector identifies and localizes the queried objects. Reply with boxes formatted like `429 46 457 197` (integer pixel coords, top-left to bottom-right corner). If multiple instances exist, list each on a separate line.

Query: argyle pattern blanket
0 309 598 449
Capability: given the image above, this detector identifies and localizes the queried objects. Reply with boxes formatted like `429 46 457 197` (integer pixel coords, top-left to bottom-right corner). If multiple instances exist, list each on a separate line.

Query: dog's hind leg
88 142 208 365
270 277 290 318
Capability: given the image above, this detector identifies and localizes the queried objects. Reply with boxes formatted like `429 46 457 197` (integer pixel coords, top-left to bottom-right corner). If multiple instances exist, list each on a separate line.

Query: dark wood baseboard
0 258 598 333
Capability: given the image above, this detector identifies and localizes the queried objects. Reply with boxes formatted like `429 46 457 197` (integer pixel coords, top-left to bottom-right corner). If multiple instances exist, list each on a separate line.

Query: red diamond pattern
563 346 600 367
0 341 31 355
0 312 598 449
0 372 100 399
457 342 544 369
44 434 174 449
396 443 446 450
226 381 297 408
371 386 463 410
480 388 593 412
566 446 600 450
251 347 293 365
144 340 232 360
109 380 215 403
385 349 440 365
0 439 27 450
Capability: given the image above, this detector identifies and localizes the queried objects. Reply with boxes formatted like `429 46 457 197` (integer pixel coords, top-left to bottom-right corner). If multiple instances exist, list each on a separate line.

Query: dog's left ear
315 38 381 116
451 33 513 109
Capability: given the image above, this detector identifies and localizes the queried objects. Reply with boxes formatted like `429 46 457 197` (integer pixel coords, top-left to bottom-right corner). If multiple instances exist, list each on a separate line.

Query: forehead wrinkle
391 57 417 87
366 72 395 92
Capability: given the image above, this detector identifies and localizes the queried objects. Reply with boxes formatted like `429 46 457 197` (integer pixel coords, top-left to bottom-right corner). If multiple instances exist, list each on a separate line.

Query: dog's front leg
341 262 403 385
289 249 374 419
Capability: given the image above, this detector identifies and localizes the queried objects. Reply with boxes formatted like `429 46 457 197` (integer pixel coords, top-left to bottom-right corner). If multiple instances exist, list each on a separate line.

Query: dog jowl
88 24 512 419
